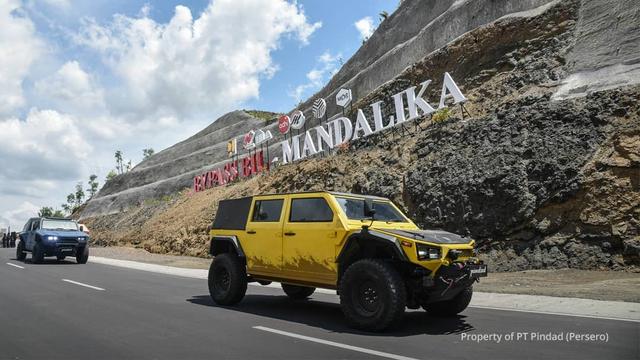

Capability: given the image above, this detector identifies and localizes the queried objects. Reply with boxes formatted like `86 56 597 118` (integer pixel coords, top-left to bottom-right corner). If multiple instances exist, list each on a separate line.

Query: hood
379 229 471 244
37 229 88 238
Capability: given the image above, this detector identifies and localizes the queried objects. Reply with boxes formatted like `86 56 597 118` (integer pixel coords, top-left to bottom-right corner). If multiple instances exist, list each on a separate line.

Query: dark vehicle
17 217 90 264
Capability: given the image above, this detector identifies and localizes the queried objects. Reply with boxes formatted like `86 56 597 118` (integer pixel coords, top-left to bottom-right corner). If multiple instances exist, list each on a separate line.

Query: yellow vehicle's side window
289 198 333 222
251 199 284 222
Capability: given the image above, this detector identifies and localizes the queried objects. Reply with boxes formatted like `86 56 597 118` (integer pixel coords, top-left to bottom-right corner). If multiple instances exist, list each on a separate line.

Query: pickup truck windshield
41 219 78 231
336 197 408 222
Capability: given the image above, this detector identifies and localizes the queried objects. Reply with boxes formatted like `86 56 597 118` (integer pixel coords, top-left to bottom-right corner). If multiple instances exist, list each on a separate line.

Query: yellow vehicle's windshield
335 197 408 222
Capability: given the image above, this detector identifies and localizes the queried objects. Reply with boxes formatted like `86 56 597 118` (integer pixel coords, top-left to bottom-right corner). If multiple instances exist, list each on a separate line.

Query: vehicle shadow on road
13 258 77 265
187 294 475 337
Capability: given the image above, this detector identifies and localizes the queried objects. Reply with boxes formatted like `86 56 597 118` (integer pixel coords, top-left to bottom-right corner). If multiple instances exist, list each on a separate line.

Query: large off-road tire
281 284 315 300
423 286 473 316
208 253 247 306
76 247 89 264
16 241 26 261
32 243 45 264
339 259 406 331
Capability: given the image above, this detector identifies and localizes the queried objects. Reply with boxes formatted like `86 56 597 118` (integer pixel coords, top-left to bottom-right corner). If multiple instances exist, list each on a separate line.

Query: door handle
284 232 296 236
246 230 256 234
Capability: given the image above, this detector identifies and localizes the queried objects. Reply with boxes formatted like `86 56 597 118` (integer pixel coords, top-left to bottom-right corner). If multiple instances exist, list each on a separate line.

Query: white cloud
289 51 341 102
0 201 39 231
0 0 45 116
74 0 321 119
354 16 375 40
0 108 91 181
35 61 105 114
39 0 70 8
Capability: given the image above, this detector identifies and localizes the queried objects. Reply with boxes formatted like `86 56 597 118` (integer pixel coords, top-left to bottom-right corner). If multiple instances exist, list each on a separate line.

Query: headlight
416 243 440 260
47 236 58 241
77 237 86 241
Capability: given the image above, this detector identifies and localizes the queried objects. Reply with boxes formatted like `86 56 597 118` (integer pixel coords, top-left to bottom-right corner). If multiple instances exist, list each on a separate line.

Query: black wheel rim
214 267 231 291
355 280 381 314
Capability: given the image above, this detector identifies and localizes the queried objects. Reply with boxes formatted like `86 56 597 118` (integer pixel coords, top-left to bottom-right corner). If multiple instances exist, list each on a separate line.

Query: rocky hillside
81 0 639 271
81 0 560 218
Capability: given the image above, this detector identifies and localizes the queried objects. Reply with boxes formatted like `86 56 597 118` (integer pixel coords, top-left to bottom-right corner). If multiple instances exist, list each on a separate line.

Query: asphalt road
0 248 637 360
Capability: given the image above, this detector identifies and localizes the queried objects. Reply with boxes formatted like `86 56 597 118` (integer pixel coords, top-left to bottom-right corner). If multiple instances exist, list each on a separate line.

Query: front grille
58 237 79 245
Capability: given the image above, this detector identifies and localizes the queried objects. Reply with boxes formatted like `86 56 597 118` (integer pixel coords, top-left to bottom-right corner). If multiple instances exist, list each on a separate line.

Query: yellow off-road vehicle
208 191 487 331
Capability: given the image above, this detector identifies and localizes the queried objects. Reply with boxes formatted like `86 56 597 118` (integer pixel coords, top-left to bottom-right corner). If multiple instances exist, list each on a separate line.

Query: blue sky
0 0 398 229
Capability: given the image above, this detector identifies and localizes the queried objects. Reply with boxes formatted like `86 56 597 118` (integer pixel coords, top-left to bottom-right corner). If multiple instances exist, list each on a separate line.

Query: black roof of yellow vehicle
249 191 389 200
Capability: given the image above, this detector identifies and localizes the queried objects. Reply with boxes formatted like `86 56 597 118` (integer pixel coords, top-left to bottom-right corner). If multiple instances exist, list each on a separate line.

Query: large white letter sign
391 91 406 124
405 80 435 120
315 124 334 151
281 135 301 164
331 117 353 146
439 72 467 108
301 131 318 158
371 100 394 132
352 109 374 140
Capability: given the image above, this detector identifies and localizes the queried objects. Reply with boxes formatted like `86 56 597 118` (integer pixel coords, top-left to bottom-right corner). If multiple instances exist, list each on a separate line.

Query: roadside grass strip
253 326 419 360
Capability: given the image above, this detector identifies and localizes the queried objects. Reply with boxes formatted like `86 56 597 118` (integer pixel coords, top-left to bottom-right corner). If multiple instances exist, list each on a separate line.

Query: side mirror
79 226 85 232
364 199 376 218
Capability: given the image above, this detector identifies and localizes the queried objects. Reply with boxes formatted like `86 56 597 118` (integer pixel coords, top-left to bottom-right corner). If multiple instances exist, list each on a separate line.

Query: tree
52 209 65 217
379 10 389 22
87 174 99 198
126 160 132 172
142 148 155 160
39 207 66 217
38 207 53 217
106 170 117 182
115 150 124 174
74 182 85 206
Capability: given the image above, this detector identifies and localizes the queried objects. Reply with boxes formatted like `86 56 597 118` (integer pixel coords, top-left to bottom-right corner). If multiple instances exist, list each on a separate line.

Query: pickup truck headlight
77 237 87 242
416 243 440 260
47 236 58 241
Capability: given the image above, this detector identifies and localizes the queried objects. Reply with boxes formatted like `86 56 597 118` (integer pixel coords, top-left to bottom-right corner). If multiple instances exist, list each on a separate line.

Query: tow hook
439 267 469 297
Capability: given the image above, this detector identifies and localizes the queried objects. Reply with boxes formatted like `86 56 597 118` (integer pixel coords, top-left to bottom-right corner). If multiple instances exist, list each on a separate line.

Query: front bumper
419 262 488 304
42 242 86 256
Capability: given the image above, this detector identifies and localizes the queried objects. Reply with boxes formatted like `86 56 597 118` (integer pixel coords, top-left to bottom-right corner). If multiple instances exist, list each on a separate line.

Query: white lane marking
469 305 640 323
6 262 25 269
253 326 419 360
62 279 105 291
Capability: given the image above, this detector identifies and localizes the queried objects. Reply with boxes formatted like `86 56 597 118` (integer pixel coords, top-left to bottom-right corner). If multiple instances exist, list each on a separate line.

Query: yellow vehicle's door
242 197 285 277
282 195 339 285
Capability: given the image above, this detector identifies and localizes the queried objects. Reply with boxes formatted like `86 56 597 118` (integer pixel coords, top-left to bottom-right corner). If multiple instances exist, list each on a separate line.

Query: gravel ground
90 246 640 302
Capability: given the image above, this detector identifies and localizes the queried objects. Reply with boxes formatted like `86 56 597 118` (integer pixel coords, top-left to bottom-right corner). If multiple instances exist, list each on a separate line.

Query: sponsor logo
336 88 352 107
243 130 255 149
278 115 290 134
290 110 306 130
254 129 273 145
312 98 326 119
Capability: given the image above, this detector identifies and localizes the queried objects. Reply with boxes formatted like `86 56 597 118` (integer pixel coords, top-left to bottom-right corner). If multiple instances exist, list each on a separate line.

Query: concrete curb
89 256 640 322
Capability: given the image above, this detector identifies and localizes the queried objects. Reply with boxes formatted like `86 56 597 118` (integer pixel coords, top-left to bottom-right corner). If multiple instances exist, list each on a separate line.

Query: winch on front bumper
406 261 488 307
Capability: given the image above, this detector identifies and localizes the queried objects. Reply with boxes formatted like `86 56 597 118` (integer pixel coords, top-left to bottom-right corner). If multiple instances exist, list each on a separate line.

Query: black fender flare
209 235 245 258
336 229 409 266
